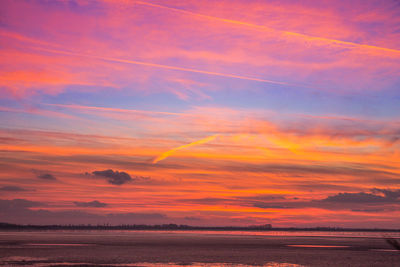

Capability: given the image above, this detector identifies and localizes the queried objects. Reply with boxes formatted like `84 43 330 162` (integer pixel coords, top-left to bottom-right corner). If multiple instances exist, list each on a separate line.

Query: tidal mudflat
0 230 399 266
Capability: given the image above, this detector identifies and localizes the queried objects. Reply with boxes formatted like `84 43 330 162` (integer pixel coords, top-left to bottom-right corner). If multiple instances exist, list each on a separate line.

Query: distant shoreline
1 222 399 232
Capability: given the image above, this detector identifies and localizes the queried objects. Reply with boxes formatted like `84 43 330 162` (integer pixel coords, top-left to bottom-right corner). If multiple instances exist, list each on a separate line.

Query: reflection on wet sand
25 243 94 246
0 230 398 266
0 256 306 267
286 245 350 248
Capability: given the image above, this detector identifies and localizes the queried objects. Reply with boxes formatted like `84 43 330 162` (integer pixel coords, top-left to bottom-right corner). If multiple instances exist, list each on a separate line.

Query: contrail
134 1 400 56
34 47 292 86
46 103 185 117
153 134 218 163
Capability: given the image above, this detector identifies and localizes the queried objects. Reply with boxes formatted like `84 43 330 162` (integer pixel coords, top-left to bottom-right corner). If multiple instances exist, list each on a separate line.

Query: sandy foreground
0 230 399 266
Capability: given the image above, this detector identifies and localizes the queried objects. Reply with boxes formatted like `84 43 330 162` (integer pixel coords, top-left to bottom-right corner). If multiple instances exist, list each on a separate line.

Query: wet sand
0 230 399 266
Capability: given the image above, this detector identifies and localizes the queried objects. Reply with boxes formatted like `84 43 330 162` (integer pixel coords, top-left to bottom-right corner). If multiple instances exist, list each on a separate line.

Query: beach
0 230 399 266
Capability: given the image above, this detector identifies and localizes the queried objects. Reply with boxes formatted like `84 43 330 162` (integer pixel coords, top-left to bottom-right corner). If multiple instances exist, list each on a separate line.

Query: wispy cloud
33 47 295 86
134 0 400 56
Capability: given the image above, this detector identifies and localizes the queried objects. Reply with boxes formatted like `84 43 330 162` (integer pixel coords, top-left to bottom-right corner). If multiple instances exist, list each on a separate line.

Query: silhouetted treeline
0 222 399 232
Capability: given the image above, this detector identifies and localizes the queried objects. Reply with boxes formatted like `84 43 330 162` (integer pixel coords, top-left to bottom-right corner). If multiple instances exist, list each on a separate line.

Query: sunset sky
1 0 400 228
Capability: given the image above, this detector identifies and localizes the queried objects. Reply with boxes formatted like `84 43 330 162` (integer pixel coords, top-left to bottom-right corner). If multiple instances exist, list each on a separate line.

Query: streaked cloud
0 186 28 192
74 200 108 208
37 174 56 180
0 198 167 225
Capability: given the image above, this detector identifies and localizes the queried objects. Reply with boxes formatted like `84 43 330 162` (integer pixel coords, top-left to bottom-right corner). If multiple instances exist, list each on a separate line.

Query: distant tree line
0 222 399 232
0 222 272 231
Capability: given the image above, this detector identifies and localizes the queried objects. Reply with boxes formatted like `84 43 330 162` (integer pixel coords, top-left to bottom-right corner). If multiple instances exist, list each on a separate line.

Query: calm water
119 229 400 238
0 230 399 266
2 229 398 238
